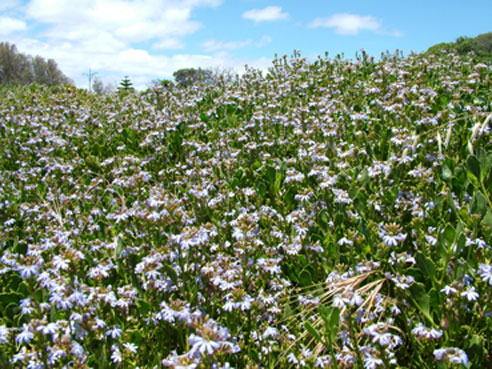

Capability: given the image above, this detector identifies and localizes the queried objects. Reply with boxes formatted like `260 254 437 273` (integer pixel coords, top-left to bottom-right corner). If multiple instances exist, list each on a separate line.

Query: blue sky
1 0 491 89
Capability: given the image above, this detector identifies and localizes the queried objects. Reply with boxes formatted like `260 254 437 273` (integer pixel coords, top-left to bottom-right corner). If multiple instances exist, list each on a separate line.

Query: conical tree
118 76 134 93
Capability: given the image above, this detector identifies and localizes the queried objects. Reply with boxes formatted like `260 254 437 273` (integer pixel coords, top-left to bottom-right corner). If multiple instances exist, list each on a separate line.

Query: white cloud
0 16 27 36
242 6 288 23
14 36 271 90
202 35 273 52
11 0 274 90
25 1 205 44
310 13 381 35
152 38 185 50
256 35 272 47
202 39 252 52
0 0 22 12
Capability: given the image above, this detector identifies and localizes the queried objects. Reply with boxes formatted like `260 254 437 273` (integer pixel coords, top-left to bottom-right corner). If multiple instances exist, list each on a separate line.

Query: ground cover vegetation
0 49 491 368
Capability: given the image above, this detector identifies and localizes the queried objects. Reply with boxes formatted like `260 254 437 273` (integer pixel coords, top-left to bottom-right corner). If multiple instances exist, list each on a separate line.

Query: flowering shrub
0 51 491 368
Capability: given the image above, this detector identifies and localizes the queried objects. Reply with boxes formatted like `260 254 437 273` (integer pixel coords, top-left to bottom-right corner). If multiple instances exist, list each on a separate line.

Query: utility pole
83 68 98 92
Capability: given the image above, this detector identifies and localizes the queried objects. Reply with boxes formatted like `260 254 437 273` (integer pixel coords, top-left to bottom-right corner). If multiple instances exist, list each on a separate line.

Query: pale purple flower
15 324 34 345
411 323 443 340
434 347 468 366
17 264 40 279
0 325 9 344
364 356 383 369
440 285 457 295
189 333 220 356
110 345 122 363
37 322 59 336
478 263 492 285
461 286 479 301
123 342 138 354
106 325 122 339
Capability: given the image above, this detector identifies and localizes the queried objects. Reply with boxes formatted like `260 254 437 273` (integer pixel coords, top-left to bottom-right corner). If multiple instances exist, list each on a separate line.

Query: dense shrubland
426 32 492 64
0 50 491 368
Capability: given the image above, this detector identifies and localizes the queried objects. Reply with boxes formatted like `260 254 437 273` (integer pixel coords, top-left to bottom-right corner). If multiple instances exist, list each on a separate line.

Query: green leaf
265 166 276 185
444 224 456 246
467 155 480 182
471 191 487 217
305 321 322 343
296 255 308 267
137 299 151 316
318 305 330 323
299 270 312 287
274 172 283 195
477 149 492 182
0 292 23 310
468 334 484 365
440 165 453 181
162 264 178 283
484 170 492 193
115 236 124 259
256 181 267 199
251 161 262 171
481 210 492 237
415 252 436 278
318 305 340 341
447 192 458 214
456 234 466 254
334 212 344 227
328 307 340 340
410 282 434 325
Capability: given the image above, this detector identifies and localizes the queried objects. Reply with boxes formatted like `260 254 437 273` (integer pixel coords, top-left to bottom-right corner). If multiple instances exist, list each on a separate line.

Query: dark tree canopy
173 67 214 87
0 41 72 87
425 32 492 64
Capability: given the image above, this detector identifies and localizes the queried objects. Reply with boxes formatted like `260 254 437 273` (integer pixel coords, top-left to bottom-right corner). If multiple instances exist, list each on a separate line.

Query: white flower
433 347 468 366
0 325 9 344
110 346 122 363
364 356 383 369
440 285 457 295
123 342 138 354
15 324 34 345
37 322 59 335
188 333 220 356
17 264 40 279
461 286 479 301
478 263 492 285
106 325 122 339
262 327 279 339
411 323 443 340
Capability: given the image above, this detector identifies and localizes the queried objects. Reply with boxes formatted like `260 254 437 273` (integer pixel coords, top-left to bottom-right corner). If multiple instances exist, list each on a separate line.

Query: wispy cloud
152 38 185 51
242 6 289 23
202 35 272 52
310 13 381 35
0 0 22 12
256 35 272 47
0 16 27 36
5 0 233 88
202 39 252 52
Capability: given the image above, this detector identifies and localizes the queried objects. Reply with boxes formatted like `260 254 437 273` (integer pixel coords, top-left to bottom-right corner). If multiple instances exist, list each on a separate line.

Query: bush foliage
0 51 491 368
426 32 492 64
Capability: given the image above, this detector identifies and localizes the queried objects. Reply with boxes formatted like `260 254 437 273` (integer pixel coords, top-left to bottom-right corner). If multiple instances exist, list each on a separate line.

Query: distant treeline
0 41 72 87
425 32 492 63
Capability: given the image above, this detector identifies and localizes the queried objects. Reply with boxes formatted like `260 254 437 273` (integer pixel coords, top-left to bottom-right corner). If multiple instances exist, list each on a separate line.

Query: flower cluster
0 50 490 367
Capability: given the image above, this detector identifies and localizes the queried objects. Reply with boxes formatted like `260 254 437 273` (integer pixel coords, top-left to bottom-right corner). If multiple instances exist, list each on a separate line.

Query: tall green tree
173 67 214 87
0 42 31 85
0 41 71 86
118 76 134 92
